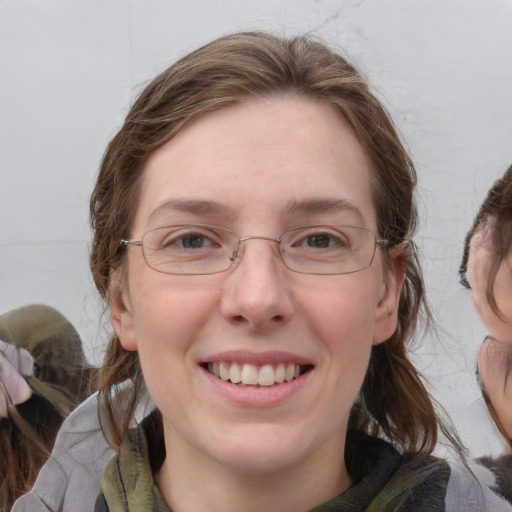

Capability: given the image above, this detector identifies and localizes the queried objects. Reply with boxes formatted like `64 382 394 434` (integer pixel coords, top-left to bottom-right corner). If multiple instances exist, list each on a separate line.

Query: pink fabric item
0 338 34 418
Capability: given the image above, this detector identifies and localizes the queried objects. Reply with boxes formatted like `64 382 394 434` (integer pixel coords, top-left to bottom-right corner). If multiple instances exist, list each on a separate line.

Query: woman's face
467 223 512 344
112 96 402 477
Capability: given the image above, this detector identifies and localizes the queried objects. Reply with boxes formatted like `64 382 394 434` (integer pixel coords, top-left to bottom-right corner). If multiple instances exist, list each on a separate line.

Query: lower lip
200 366 312 407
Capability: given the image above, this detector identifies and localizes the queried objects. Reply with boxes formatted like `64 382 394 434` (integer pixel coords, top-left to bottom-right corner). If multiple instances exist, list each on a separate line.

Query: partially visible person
0 304 96 510
460 164 512 501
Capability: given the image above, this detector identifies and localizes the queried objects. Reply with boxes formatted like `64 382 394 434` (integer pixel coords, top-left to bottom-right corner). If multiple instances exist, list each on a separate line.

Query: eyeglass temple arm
119 239 143 247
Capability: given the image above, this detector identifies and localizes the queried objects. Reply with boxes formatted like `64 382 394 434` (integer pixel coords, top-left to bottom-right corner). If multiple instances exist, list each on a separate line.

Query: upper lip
199 350 314 366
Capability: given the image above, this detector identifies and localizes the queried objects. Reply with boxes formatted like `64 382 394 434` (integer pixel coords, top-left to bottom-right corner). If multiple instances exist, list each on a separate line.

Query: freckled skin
111 96 402 511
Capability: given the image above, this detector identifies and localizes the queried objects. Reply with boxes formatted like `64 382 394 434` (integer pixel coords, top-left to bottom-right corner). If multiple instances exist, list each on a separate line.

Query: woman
460 164 512 501
13 31 510 511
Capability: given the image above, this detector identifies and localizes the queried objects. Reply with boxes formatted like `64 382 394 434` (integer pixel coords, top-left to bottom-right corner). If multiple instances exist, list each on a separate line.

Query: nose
220 237 294 331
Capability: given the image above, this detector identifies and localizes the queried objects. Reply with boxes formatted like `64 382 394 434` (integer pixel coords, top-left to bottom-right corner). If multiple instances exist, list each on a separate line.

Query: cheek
128 274 223 411
295 273 380 353
129 271 220 356
309 283 376 407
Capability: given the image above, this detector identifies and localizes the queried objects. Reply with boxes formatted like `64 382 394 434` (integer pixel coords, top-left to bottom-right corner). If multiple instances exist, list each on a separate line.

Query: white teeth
258 364 275 386
285 363 295 382
219 362 229 381
229 363 241 384
275 363 285 383
207 362 304 386
241 364 258 385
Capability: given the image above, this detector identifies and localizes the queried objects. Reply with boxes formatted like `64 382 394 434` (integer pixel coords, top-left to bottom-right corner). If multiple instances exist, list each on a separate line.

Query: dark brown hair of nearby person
90 31 456 459
0 304 97 511
459 164 512 318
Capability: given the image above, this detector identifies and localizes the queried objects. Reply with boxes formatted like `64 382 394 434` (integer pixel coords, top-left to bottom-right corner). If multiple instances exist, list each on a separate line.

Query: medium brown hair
91 31 445 458
459 164 512 318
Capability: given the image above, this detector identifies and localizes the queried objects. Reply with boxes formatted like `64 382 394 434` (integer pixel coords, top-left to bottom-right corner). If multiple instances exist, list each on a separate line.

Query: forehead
134 95 375 232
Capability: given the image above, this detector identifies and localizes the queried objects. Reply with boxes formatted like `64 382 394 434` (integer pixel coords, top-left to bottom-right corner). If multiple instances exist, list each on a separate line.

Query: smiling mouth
202 362 313 387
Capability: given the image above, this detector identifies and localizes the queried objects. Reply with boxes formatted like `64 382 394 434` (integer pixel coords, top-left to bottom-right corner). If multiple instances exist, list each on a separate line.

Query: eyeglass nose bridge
229 234 282 263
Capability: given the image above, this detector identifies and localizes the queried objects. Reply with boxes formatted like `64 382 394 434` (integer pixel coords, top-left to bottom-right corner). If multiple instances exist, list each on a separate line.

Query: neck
155 424 351 512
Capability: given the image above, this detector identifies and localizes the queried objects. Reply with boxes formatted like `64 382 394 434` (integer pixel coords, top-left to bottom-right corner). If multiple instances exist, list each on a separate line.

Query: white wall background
1 0 512 459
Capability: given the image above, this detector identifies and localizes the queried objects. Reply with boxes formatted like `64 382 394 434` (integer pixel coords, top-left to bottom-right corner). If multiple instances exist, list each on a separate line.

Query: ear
110 270 138 352
372 247 405 346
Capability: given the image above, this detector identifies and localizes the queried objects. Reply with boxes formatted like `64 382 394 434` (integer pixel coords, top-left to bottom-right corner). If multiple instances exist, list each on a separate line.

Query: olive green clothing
13 394 512 511
95 411 452 512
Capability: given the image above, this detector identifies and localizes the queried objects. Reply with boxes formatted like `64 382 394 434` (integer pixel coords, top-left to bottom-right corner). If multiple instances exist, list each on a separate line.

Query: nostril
232 315 246 324
229 313 284 327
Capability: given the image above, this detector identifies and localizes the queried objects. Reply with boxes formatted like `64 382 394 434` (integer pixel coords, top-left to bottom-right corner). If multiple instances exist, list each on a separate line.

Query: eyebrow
284 197 365 223
148 198 235 223
147 197 366 224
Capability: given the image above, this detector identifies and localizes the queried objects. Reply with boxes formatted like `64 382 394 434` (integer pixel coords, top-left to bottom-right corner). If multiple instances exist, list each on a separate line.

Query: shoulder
343 434 451 510
371 452 512 511
346 435 510 512
445 461 512 511
12 392 115 512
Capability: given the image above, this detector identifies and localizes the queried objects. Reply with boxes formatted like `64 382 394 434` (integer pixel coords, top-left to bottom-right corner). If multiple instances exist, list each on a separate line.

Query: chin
206 425 316 475
215 446 306 476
